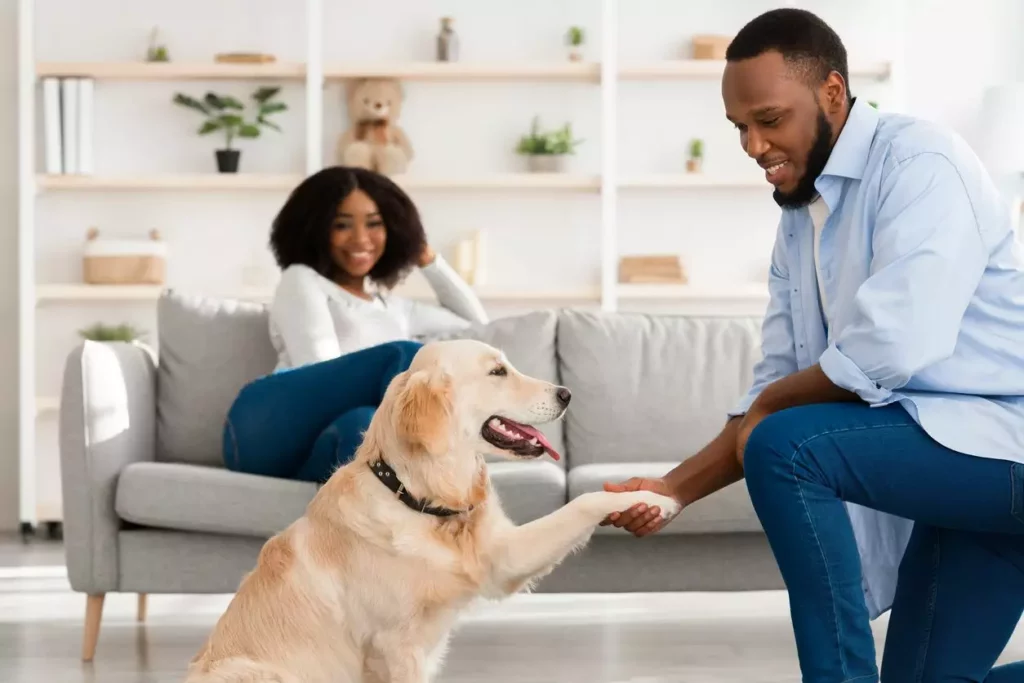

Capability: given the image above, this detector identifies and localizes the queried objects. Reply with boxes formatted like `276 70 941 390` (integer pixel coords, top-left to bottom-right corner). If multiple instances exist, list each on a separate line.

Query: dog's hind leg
482 490 680 597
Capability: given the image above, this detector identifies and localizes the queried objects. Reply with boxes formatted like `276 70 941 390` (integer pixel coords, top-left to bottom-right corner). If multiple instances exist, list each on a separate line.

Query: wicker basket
83 228 167 285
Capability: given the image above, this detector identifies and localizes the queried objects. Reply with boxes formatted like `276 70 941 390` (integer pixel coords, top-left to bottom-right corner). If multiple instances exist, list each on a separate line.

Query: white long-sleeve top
268 255 488 370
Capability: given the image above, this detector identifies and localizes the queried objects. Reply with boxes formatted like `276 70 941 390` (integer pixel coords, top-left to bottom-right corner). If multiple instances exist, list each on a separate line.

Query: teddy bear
336 78 413 175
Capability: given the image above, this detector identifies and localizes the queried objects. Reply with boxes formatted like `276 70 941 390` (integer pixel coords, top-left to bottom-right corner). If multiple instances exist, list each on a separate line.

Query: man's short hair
726 8 851 100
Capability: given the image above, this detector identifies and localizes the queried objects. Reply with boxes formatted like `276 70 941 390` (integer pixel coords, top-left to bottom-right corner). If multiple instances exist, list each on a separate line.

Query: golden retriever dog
185 339 679 683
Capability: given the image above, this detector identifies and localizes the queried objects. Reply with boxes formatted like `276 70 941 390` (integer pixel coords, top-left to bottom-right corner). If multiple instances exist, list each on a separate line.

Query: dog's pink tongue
517 424 560 461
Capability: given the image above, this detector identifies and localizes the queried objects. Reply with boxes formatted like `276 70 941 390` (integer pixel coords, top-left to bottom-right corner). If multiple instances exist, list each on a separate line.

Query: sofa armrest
59 340 157 594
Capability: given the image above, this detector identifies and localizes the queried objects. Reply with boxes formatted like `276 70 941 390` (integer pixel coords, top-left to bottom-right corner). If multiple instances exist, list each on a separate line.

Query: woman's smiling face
330 188 387 283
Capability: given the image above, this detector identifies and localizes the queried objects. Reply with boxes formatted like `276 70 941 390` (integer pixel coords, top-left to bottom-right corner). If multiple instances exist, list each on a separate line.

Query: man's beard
773 109 834 209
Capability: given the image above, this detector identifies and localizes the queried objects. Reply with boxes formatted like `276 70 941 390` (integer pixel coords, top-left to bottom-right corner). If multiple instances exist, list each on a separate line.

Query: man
603 8 1024 683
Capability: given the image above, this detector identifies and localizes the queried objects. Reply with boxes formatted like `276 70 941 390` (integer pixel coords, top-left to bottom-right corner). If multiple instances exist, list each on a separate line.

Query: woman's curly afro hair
269 166 427 290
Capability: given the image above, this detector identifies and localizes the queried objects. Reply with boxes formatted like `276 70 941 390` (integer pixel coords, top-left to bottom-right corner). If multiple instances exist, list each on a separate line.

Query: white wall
0 1 20 532
3 0 1023 529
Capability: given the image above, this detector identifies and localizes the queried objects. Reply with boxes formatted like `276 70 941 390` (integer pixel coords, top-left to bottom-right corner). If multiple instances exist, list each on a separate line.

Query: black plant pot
216 149 240 173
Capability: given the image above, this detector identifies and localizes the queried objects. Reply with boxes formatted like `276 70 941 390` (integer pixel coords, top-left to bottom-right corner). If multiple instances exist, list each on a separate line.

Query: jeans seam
791 446 847 680
786 421 918 681
841 675 879 683
225 418 241 471
910 532 941 683
1011 464 1024 527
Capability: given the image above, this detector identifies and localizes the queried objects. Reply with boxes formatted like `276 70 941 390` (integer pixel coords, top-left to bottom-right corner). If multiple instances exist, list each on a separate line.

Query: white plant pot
526 154 567 173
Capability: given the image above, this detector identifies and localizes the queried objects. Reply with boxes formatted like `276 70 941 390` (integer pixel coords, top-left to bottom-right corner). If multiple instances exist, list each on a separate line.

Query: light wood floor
3 536 1023 682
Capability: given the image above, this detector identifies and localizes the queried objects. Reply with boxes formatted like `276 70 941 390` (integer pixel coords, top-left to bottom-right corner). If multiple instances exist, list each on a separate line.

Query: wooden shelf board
36 174 303 191
36 61 305 80
620 60 891 80
324 62 601 81
35 284 601 305
392 174 601 191
619 174 767 189
36 173 601 192
36 396 59 416
36 284 168 302
617 283 769 301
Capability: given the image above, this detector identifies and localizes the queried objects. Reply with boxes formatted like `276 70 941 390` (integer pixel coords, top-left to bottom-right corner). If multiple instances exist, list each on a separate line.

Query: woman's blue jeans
222 340 422 483
744 402 1024 683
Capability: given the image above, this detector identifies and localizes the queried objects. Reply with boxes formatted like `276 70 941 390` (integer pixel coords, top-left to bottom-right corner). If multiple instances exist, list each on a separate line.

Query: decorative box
691 35 732 61
618 255 686 284
83 228 167 285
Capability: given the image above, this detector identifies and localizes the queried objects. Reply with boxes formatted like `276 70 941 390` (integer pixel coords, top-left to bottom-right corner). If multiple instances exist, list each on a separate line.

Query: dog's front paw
580 490 681 524
612 491 681 522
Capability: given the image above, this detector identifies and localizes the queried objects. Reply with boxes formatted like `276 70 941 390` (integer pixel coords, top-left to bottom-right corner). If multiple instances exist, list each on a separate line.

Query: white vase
526 154 566 173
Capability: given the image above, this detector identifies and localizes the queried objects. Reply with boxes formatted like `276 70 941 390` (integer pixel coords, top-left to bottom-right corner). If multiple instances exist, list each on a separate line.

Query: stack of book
41 76 94 175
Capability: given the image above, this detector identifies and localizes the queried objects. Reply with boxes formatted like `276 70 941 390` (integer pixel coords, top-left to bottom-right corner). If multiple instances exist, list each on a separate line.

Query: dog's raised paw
608 491 681 521
635 492 681 520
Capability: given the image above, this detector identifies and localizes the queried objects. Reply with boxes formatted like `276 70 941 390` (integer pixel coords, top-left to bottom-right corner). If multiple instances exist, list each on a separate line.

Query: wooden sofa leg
82 594 105 662
137 593 148 623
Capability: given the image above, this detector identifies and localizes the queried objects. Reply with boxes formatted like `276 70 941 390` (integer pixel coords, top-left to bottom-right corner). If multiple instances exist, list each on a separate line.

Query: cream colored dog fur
185 339 679 683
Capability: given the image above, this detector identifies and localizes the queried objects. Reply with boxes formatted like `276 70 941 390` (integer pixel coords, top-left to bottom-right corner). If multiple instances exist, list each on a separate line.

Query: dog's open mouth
481 416 560 461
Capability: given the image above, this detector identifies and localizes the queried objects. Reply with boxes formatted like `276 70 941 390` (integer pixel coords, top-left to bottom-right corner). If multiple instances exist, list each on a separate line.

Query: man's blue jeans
222 340 422 483
744 402 1024 683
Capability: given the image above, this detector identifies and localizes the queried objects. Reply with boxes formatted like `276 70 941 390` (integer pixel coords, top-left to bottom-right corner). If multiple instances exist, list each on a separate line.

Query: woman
223 166 488 483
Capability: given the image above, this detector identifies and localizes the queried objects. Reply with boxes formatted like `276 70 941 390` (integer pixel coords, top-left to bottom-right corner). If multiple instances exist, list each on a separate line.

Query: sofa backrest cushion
417 309 564 465
157 291 276 467
557 310 762 466
156 292 563 469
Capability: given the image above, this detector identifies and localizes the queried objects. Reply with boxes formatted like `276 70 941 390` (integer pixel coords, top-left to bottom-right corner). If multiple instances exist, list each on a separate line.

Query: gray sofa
59 290 783 661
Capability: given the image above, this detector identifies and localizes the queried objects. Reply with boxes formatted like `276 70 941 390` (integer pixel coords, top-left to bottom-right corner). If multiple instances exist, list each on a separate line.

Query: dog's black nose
556 387 572 406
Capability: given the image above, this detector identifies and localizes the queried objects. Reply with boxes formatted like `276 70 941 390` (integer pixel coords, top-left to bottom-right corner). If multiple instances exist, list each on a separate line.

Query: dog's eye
489 366 507 377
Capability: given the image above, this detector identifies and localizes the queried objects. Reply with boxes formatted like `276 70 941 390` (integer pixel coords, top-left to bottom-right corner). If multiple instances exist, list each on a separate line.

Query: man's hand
417 243 436 268
599 477 681 537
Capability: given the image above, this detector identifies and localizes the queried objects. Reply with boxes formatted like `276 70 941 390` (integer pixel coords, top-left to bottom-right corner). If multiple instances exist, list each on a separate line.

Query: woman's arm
270 266 350 367
416 251 489 327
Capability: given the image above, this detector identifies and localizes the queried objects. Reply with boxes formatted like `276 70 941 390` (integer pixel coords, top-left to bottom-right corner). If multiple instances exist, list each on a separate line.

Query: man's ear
394 370 452 456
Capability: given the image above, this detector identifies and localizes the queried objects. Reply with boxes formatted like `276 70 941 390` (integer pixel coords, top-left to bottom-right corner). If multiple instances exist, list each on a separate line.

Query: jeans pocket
1011 463 1024 526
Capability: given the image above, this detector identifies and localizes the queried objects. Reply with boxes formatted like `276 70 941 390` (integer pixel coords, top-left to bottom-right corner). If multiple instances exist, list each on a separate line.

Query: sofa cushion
557 311 762 466
567 463 762 535
485 460 566 525
157 291 277 467
117 462 316 538
417 310 565 465
116 460 566 538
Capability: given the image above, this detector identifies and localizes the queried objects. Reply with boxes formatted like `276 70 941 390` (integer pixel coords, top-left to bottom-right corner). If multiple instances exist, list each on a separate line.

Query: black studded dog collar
369 460 471 518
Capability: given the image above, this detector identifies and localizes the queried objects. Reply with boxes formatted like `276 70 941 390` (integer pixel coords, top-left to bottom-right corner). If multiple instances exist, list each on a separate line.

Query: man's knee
744 408 837 494
742 412 799 483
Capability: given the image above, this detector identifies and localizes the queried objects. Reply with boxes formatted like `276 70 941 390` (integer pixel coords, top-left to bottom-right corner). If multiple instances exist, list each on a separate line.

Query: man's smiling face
722 50 844 208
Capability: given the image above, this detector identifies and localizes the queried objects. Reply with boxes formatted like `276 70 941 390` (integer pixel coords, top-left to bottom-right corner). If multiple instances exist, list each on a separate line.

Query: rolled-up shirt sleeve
819 152 987 406
729 222 798 417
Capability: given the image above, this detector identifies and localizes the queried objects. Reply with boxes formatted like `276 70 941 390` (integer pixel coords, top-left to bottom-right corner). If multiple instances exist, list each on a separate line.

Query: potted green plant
515 117 584 173
146 26 170 62
566 26 585 61
78 322 145 343
687 138 704 173
172 87 287 173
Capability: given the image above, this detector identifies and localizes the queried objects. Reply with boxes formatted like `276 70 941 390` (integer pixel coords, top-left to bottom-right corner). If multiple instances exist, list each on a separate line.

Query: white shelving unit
16 0 896 531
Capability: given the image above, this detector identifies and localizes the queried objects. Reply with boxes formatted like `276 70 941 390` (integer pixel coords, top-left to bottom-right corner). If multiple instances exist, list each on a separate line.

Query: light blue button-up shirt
731 98 1024 618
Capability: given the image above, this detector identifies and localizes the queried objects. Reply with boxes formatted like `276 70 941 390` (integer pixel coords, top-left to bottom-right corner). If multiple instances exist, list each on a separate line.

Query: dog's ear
395 370 452 456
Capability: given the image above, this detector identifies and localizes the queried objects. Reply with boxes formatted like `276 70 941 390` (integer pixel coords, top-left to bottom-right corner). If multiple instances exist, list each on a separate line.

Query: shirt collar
817 97 880 182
